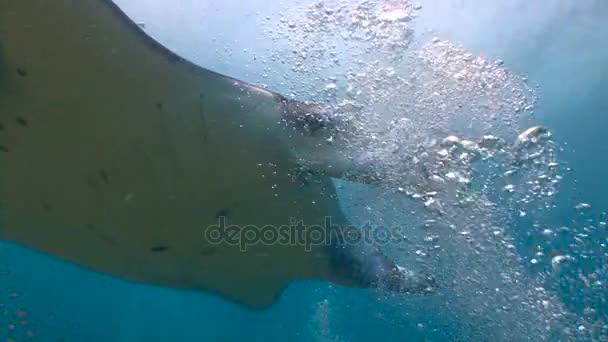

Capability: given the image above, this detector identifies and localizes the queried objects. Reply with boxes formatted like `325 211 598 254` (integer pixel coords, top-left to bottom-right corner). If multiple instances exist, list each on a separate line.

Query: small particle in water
442 135 460 145
478 135 503 149
424 198 440 211
379 9 410 22
515 126 550 146
325 82 337 90
503 184 515 193
288 21 296 29
519 210 526 217
445 171 457 180
542 229 554 236
461 140 478 151
530 258 538 265
429 175 445 184
423 235 438 243
453 72 465 81
432 37 440 43
413 4 422 10
575 203 591 211
551 254 573 270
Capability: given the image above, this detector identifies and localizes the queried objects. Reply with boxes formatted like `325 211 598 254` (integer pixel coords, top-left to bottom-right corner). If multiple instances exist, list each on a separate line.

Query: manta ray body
0 0 434 308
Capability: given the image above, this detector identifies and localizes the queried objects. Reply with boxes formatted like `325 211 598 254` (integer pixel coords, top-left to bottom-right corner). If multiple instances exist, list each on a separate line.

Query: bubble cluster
262 1 540 206
257 0 604 339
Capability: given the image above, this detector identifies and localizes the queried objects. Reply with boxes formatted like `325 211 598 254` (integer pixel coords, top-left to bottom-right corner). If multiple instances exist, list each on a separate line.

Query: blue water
2 1 608 341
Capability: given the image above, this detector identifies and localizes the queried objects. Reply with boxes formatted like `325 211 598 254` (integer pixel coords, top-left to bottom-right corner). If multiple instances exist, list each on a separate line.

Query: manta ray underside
0 0 435 308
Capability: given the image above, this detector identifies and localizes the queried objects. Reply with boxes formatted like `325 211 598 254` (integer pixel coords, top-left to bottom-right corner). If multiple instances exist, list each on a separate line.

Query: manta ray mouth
327 238 438 295
388 265 438 294
279 97 336 134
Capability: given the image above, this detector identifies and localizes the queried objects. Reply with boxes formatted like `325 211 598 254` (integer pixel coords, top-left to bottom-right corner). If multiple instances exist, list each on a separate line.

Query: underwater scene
1 0 607 341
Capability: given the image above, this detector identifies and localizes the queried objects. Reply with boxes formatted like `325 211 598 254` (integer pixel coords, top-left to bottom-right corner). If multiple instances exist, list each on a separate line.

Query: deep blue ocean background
1 1 607 341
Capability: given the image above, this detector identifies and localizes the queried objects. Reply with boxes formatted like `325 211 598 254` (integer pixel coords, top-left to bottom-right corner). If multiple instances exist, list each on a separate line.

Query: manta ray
0 0 435 308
